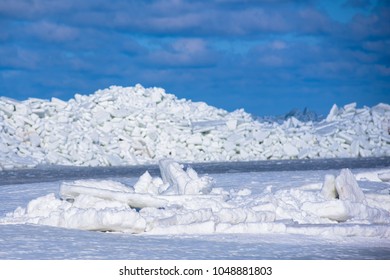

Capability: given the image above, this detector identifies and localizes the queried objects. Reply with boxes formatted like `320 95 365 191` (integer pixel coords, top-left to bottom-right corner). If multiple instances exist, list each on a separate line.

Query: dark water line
0 157 389 186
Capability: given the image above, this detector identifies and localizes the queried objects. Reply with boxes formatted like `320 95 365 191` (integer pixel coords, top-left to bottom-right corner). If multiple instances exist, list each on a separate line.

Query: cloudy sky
0 0 389 116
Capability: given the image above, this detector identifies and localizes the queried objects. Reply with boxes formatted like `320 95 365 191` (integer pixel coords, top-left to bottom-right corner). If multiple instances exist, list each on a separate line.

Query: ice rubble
1 84 389 170
1 159 390 238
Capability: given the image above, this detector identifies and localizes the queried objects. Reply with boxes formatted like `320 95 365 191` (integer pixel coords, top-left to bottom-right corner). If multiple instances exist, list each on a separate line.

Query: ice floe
1 84 389 170
1 159 389 238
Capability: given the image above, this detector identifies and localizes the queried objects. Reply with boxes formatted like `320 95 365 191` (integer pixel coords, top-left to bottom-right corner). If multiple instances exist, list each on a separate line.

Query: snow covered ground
1 161 389 260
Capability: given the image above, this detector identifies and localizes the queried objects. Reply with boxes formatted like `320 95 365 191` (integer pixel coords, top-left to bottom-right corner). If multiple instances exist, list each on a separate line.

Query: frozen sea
1 157 390 260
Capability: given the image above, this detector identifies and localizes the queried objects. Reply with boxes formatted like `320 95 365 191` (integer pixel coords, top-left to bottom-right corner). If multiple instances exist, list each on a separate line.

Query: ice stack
0 84 389 170
313 103 390 158
2 160 390 236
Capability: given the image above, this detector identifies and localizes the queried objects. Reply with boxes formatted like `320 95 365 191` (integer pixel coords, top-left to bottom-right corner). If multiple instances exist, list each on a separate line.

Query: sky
0 0 389 117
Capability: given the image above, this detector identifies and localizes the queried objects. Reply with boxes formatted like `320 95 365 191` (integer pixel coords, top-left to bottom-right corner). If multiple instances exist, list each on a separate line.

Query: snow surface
1 161 390 259
1 84 389 170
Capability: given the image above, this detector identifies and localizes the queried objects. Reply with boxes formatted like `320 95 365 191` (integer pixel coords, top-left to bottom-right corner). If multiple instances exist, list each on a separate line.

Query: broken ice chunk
378 171 390 182
326 104 339 122
335 169 366 203
321 169 366 203
134 171 155 194
159 158 213 195
321 174 338 200
133 171 169 195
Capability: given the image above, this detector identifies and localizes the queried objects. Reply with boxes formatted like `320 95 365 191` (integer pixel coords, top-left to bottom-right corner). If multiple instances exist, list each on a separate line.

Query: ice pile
1 84 389 170
1 159 390 238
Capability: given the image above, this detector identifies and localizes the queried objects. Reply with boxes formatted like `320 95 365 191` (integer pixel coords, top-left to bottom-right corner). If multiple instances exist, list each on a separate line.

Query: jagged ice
0 84 389 170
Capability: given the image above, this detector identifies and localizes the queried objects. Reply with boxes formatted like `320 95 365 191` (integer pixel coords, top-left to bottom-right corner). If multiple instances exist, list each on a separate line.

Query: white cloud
28 21 79 42
147 38 218 67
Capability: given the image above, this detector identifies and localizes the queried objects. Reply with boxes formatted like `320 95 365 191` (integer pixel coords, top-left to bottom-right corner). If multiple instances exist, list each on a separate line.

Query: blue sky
0 0 389 116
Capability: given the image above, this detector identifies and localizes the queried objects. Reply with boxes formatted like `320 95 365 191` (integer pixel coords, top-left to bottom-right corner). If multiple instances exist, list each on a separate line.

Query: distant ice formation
0 84 389 170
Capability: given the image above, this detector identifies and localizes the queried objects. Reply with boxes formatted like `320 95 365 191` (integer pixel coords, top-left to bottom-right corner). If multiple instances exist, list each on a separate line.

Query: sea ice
321 174 337 200
159 159 213 195
1 85 389 170
335 168 366 203
1 160 389 238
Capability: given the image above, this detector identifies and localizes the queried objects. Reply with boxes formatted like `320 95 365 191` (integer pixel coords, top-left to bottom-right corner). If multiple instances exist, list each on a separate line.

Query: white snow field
1 84 389 170
1 160 390 259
